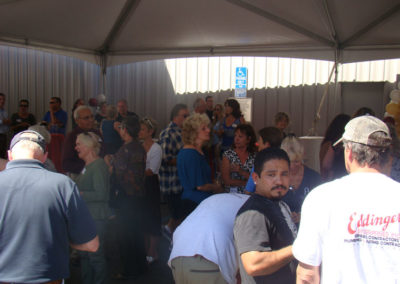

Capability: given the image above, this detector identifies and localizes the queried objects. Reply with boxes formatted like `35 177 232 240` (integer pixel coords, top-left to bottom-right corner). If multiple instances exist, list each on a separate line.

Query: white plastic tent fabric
0 0 399 68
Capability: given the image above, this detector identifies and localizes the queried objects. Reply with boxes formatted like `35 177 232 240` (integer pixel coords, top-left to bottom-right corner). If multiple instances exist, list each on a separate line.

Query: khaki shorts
171 255 227 284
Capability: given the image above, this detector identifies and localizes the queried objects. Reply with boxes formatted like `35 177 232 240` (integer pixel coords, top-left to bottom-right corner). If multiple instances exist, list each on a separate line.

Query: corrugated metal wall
107 60 393 137
0 45 101 131
165 57 400 94
0 45 396 136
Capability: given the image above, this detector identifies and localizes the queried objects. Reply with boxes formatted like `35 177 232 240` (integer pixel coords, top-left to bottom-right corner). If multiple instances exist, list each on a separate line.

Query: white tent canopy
0 0 399 69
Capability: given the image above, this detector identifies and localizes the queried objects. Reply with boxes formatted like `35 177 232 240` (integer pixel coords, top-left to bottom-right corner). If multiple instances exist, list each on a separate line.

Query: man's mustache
271 185 288 191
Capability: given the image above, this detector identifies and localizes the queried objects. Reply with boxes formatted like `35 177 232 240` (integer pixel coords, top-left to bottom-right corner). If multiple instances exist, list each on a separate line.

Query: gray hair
76 132 102 156
281 136 304 162
106 105 117 120
193 98 205 110
11 140 44 156
74 105 92 121
343 131 391 167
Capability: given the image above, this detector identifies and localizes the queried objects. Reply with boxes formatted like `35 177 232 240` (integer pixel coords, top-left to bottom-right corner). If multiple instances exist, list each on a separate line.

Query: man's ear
252 171 260 185
7 150 13 161
344 145 352 162
38 152 48 164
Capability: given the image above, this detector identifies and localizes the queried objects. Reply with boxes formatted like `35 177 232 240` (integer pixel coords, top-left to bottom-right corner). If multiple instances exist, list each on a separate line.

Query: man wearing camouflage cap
294 115 400 283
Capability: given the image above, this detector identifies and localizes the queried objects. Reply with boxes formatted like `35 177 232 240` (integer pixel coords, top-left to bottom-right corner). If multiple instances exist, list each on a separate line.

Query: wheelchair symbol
237 69 245 78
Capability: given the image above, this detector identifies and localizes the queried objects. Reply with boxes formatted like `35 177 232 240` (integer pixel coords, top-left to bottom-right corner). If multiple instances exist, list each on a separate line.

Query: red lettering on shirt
348 212 400 234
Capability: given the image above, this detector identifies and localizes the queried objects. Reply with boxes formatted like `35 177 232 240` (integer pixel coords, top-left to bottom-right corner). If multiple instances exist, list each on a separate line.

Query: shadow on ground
67 204 175 284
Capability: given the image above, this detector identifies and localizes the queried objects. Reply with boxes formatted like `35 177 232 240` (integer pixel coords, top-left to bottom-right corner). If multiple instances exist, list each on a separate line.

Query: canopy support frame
225 0 334 47
341 3 400 48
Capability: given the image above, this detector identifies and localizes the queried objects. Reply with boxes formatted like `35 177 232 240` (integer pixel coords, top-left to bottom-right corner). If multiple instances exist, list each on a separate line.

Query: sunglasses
142 117 154 129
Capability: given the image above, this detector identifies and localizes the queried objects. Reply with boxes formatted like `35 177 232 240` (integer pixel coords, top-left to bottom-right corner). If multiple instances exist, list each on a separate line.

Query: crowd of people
0 91 399 284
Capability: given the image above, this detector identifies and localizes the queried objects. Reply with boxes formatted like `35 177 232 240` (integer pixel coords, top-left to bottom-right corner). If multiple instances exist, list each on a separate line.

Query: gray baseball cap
333 115 391 147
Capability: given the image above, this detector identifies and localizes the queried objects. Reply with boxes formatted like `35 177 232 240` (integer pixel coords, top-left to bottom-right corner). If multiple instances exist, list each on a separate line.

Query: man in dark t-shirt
0 130 99 283
234 148 297 284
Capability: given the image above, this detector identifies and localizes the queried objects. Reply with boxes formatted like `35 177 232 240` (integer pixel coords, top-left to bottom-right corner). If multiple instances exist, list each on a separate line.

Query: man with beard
234 148 297 284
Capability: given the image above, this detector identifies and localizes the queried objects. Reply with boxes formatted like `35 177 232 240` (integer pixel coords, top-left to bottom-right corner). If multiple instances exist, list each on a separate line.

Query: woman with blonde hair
74 131 109 284
177 113 223 217
139 117 162 264
280 135 321 226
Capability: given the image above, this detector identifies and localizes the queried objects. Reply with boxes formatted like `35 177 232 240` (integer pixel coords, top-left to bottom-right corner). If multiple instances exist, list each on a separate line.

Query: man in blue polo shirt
42 96 68 135
0 130 99 283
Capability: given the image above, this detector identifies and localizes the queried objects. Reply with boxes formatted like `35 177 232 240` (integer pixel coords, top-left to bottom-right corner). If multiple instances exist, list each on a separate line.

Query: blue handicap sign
235 67 247 97
236 67 247 79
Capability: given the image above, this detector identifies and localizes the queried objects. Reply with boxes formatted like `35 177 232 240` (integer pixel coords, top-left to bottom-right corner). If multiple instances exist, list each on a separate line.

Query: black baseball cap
10 130 46 152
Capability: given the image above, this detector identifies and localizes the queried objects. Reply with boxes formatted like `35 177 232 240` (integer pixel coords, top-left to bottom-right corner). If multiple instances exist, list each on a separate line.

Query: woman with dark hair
221 123 256 193
10 99 36 136
104 116 147 279
219 99 245 155
352 107 375 118
320 114 351 181
71 98 85 129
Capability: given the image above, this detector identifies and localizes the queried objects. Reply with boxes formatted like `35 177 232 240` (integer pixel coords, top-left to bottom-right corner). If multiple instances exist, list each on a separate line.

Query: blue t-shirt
177 148 212 204
42 109 68 135
101 119 123 154
245 167 256 193
282 166 321 213
221 117 241 149
0 160 97 283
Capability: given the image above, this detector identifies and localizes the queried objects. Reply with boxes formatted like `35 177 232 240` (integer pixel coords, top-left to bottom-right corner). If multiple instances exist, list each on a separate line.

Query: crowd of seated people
2 90 400 283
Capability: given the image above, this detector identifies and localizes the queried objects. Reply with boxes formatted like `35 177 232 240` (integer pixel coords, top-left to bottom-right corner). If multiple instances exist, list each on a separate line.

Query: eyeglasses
20 105 28 107
49 101 56 104
79 115 94 120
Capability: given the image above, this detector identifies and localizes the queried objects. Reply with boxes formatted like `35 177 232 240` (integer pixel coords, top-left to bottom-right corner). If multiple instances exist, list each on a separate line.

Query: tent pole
333 50 339 115
99 53 107 96
309 60 337 136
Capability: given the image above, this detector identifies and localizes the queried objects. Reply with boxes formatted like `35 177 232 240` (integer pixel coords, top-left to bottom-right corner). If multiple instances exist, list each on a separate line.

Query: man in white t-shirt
293 115 400 283
169 193 249 284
